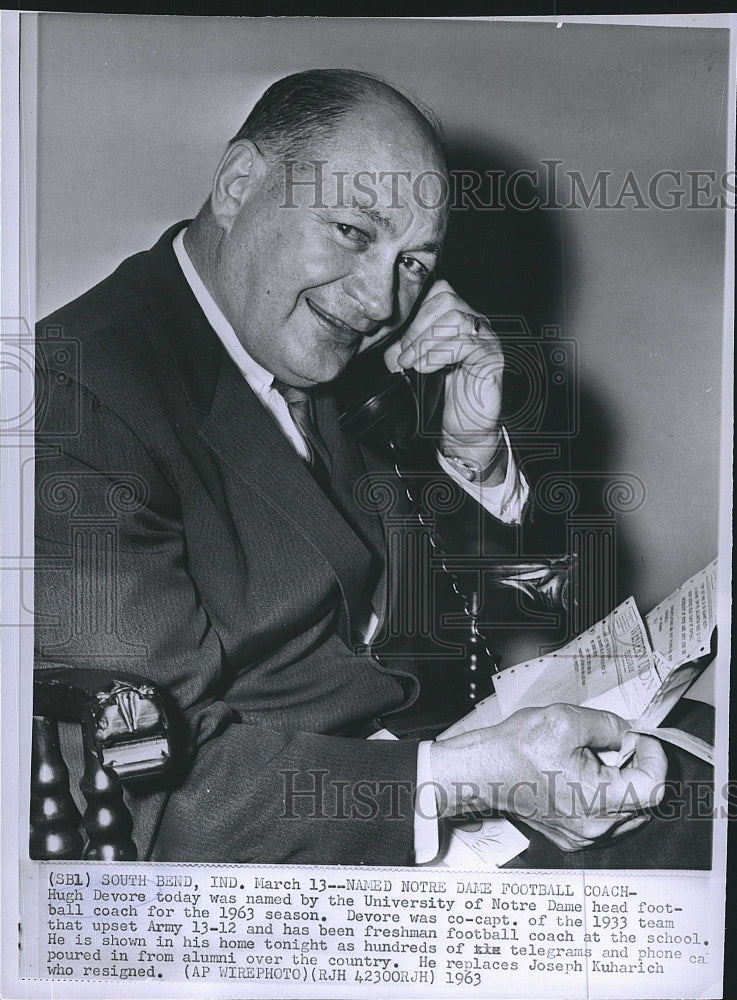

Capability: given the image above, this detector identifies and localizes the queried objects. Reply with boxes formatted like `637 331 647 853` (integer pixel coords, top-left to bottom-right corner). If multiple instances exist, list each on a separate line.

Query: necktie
273 380 332 494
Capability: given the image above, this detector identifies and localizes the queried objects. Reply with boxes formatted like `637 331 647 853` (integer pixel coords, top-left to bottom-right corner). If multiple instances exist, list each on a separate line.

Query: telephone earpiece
334 341 443 452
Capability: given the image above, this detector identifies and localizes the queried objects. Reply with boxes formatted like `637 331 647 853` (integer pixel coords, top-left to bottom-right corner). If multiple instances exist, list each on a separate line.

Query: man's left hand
391 279 506 483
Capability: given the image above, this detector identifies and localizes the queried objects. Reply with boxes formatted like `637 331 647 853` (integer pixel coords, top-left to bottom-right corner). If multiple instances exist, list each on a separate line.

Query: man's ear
210 140 267 231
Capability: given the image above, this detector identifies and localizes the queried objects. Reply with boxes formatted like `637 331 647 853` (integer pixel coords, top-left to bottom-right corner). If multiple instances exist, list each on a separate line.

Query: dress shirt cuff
436 426 529 525
414 740 441 864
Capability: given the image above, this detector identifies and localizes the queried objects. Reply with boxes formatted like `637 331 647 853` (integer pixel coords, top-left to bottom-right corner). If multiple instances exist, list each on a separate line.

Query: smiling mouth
305 299 370 340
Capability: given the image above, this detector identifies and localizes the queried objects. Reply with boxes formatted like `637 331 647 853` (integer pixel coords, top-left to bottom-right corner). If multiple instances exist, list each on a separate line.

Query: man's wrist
440 430 507 485
428 735 505 819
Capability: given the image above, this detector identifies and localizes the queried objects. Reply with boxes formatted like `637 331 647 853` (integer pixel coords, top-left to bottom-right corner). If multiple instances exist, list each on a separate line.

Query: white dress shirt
172 228 527 863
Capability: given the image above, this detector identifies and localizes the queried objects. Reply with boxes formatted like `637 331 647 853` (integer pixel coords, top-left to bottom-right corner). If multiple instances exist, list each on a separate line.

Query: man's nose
343 257 396 326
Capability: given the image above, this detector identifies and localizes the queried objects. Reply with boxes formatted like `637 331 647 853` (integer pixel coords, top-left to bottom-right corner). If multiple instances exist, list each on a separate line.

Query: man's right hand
428 704 667 851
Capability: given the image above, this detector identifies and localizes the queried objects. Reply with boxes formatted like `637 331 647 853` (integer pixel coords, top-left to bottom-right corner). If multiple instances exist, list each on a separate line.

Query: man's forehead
324 98 443 162
318 138 444 178
270 99 449 242
276 150 448 245
307 103 445 185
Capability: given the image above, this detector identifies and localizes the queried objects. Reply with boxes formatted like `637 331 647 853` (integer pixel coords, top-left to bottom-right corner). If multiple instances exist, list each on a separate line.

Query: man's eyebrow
413 240 442 256
355 206 397 235
357 205 442 256
354 207 442 255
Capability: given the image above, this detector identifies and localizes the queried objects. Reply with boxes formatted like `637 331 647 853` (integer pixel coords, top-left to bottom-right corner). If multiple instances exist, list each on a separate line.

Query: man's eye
399 255 430 279
334 223 369 244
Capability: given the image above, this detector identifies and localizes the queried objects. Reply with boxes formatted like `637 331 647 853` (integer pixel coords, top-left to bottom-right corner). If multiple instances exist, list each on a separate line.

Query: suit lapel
316 395 387 554
317 394 390 627
201 351 381 646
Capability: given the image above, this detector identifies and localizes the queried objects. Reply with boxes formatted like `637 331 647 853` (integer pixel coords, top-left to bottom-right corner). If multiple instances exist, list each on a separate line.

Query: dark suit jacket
34 224 528 864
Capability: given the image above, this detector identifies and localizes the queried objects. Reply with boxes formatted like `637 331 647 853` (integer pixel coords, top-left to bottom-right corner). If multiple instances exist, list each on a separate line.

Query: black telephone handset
333 340 444 453
333 331 574 702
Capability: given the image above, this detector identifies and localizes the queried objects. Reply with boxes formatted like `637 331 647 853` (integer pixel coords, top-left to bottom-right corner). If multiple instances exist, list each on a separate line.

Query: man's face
209 102 448 387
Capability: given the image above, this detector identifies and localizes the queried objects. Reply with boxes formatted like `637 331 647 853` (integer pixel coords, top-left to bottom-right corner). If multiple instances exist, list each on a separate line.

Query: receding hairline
230 68 446 167
297 95 446 162
342 74 444 143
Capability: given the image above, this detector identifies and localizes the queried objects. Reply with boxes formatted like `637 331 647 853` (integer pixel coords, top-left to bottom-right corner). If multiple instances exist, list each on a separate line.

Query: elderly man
34 69 666 864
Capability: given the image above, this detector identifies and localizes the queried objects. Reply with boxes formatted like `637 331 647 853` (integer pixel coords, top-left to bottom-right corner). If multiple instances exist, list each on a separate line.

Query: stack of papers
440 560 717 768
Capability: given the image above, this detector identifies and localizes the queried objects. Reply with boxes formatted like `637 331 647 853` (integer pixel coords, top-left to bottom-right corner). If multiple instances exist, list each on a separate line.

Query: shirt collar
172 227 273 396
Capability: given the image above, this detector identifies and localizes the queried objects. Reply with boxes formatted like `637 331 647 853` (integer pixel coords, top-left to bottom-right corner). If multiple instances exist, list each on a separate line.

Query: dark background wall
29 15 728 625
